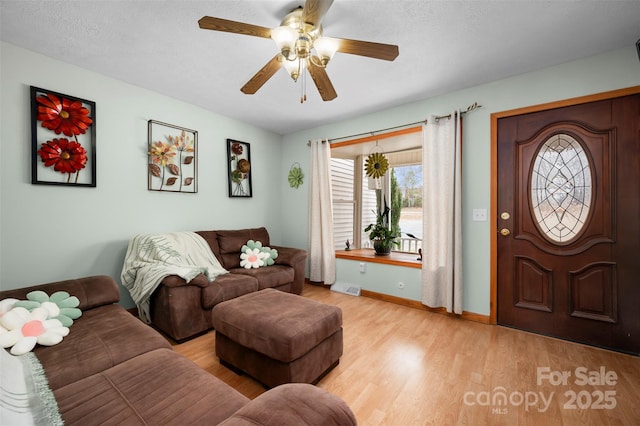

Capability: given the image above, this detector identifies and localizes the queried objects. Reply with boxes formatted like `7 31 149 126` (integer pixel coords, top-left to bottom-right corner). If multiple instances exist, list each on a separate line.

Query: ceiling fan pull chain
300 61 304 103
300 60 307 103
300 68 304 103
303 69 307 103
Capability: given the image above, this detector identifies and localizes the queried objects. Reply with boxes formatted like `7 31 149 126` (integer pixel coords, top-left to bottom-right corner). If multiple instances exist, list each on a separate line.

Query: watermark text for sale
463 366 617 414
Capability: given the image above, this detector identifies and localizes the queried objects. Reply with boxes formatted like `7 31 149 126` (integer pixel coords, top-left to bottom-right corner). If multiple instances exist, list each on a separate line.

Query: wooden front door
496 92 640 355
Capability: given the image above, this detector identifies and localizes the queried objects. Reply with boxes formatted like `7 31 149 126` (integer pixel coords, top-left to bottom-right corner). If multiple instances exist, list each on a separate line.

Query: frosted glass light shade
282 58 301 81
271 26 297 56
314 36 339 62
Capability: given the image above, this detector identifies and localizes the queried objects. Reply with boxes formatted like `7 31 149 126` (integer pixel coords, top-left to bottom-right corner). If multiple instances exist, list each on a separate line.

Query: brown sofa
149 227 307 341
0 275 357 425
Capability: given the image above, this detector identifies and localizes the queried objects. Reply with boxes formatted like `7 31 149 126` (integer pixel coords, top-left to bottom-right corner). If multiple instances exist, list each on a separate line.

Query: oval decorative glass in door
530 133 593 243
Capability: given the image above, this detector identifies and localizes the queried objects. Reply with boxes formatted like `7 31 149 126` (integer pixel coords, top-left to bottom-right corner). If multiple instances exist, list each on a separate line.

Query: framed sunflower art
148 120 198 193
227 139 252 198
30 86 96 187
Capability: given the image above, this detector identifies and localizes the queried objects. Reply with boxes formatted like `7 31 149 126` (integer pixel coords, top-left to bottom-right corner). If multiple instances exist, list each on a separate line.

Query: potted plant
364 207 400 256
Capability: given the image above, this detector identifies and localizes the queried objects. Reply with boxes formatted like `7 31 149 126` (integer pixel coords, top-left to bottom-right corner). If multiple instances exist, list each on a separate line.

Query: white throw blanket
0 349 63 426
121 232 227 323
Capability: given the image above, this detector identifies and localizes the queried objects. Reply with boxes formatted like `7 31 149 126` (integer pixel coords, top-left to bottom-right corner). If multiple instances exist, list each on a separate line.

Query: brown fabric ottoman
212 288 343 388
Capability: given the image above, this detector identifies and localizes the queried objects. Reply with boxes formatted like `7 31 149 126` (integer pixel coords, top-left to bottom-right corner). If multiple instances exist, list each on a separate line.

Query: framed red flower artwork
30 86 96 187
148 120 198 193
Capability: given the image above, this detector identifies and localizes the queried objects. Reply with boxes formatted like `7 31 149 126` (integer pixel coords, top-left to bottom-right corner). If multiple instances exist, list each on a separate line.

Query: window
331 157 356 248
531 133 592 243
330 128 423 253
393 164 423 252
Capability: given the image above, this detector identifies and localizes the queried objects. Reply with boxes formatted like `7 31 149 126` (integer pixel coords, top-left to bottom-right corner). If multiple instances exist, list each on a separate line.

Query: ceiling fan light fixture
198 0 398 102
313 36 339 66
271 25 297 58
282 58 301 81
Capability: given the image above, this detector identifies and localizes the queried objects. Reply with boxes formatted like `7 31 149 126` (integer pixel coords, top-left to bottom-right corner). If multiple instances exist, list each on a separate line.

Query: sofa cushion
54 348 249 425
216 228 271 269
195 230 222 262
34 304 171 390
230 265 294 290
201 274 259 309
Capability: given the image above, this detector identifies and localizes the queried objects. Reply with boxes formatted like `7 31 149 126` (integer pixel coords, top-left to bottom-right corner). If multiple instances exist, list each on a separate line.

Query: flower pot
373 240 391 256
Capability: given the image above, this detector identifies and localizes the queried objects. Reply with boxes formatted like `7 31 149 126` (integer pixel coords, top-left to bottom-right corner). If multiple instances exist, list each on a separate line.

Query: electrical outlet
397 281 405 289
359 262 366 273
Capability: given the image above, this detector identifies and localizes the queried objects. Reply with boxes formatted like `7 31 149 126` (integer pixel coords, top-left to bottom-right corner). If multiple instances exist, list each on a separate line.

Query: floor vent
330 282 361 297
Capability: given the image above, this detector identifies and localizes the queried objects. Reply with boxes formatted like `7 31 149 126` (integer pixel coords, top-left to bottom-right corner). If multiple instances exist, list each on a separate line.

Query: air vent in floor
330 282 361 296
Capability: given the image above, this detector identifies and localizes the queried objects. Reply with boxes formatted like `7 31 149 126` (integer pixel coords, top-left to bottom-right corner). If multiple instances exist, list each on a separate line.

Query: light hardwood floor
172 284 640 425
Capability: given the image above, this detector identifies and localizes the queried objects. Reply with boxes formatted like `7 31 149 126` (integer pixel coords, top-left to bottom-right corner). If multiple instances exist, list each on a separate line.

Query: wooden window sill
335 249 422 269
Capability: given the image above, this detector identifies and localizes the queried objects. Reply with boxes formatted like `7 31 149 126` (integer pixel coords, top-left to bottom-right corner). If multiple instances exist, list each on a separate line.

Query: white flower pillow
239 240 279 269
0 299 70 355
240 246 269 269
0 290 81 355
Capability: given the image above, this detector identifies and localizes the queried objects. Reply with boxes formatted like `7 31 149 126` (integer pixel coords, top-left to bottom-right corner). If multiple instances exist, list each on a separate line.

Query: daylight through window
330 128 423 254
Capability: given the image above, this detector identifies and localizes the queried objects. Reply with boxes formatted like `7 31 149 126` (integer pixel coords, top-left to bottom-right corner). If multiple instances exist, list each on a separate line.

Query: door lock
500 228 511 236
500 212 511 220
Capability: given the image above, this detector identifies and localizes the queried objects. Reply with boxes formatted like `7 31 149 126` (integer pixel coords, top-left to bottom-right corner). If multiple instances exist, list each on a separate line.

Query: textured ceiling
1 1 639 135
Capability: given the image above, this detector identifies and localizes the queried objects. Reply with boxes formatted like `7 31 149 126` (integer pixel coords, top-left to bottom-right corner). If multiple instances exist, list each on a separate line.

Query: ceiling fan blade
302 0 334 28
336 38 399 61
198 16 271 39
241 55 282 95
307 58 337 101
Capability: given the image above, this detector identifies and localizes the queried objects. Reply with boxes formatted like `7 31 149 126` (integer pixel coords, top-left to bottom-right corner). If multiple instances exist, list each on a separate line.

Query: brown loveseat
0 276 357 425
149 227 307 341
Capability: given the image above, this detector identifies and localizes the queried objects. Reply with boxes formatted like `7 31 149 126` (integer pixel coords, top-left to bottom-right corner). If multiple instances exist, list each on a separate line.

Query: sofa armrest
271 246 307 295
218 383 357 426
271 246 307 268
161 273 211 288
0 275 119 310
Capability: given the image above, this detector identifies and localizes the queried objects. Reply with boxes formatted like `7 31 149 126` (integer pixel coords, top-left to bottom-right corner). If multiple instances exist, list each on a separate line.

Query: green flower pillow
13 290 82 327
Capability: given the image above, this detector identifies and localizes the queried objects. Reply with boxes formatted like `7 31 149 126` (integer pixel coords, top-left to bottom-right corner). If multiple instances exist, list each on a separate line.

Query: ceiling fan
198 0 399 102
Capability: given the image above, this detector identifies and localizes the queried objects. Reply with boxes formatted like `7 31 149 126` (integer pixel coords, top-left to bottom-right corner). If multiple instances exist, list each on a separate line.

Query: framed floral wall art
30 86 96 187
148 120 197 193
227 139 252 197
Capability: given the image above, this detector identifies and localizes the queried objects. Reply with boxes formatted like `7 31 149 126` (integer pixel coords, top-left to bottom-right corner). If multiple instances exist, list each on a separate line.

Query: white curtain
421 111 463 314
308 139 336 285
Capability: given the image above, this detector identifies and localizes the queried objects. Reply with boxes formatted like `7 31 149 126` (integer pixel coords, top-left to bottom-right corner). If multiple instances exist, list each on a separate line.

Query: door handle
500 228 511 237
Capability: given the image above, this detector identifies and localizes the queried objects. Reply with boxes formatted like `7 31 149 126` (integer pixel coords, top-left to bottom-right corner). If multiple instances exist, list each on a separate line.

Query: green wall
280 46 640 316
0 42 284 306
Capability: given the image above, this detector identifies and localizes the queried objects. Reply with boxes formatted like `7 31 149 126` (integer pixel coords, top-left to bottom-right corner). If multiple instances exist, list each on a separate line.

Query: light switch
472 208 487 221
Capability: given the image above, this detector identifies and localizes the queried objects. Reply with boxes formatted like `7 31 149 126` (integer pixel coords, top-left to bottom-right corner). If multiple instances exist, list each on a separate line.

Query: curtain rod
307 102 481 145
